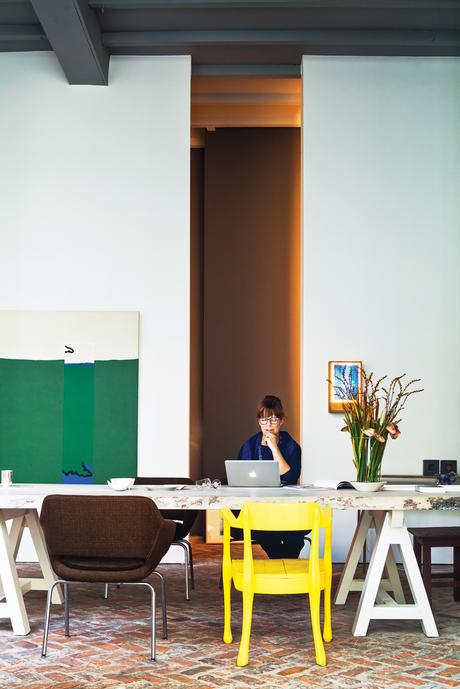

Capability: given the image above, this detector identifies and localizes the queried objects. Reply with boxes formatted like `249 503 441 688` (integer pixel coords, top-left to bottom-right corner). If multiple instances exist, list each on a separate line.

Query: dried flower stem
327 367 423 482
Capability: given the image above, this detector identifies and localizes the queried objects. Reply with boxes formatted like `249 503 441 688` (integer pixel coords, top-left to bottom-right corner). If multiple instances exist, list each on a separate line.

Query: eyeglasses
258 416 280 425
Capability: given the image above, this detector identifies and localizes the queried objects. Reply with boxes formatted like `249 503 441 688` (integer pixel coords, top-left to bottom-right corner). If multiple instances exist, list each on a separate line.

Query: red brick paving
0 542 458 688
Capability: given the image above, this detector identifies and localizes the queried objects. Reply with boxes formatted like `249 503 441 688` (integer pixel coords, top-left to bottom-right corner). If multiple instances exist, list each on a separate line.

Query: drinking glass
196 478 212 488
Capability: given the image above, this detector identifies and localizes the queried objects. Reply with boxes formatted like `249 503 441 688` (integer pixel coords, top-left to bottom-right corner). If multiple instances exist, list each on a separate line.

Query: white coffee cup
107 477 134 491
1 470 13 487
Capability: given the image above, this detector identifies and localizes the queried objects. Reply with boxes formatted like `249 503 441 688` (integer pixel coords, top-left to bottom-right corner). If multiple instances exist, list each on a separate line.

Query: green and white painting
0 311 139 484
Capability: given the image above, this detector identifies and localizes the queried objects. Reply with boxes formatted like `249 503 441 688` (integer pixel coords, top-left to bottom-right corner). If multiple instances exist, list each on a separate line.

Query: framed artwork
328 360 362 413
0 310 139 484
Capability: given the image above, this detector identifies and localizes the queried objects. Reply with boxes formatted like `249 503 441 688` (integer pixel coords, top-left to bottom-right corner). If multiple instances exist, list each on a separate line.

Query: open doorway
190 77 301 490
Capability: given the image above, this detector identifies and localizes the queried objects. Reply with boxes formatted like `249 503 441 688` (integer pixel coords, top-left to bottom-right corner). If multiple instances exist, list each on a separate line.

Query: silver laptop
225 460 281 487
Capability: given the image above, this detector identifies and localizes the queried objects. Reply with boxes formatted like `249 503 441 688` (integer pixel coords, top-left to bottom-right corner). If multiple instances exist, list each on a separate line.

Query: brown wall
190 148 204 481
203 128 301 480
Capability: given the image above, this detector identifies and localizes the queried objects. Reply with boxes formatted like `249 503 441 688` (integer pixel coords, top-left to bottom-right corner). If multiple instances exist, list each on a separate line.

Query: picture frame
328 360 362 413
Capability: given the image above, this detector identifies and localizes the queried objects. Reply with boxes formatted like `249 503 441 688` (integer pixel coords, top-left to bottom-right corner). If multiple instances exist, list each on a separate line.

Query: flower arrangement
331 368 423 482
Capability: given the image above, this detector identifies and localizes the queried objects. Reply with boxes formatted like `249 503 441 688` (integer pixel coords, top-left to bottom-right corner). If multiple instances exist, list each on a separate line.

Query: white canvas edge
0 311 139 361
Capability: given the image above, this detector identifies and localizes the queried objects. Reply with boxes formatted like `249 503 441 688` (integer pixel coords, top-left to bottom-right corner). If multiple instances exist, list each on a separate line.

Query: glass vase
350 433 387 483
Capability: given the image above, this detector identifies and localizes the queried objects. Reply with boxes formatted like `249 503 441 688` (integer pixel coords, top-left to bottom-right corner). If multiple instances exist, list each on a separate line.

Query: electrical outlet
440 460 457 475
423 459 439 477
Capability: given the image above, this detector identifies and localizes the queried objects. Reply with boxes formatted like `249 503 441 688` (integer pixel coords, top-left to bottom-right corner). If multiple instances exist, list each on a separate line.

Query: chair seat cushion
60 556 145 572
231 558 327 595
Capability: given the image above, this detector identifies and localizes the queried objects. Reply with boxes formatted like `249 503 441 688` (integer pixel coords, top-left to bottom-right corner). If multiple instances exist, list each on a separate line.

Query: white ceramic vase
350 481 385 492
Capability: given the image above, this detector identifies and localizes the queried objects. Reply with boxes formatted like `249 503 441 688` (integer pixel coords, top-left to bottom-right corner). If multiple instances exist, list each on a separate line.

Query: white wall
301 56 460 560
0 53 191 479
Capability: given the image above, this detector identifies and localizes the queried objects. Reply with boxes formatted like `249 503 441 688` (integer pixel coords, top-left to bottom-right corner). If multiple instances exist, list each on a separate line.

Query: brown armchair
40 495 176 660
134 477 199 600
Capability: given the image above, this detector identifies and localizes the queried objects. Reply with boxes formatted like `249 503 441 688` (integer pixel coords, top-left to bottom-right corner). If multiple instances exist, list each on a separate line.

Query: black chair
134 477 199 600
40 495 176 660
408 526 460 602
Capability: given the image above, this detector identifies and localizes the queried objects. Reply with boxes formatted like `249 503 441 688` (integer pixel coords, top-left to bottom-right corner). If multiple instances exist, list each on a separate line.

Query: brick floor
0 543 459 689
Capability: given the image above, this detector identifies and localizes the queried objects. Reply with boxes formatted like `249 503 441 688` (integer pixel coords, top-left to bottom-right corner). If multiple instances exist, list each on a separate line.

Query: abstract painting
0 311 139 484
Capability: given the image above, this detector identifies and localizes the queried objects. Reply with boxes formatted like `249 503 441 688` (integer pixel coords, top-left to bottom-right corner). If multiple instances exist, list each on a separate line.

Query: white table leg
0 512 30 635
23 510 63 604
352 510 438 637
0 514 25 601
335 511 372 604
335 510 405 605
372 512 405 605
9 515 26 559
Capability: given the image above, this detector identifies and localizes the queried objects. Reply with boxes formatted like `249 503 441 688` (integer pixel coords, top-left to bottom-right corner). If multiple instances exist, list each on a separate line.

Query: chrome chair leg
104 583 121 598
152 570 168 639
174 541 190 601
42 579 66 657
178 539 195 590
43 580 157 661
64 583 70 637
188 541 195 590
124 581 156 661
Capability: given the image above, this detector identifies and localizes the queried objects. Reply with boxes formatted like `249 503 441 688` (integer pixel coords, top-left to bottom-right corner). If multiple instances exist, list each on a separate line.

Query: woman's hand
264 432 278 450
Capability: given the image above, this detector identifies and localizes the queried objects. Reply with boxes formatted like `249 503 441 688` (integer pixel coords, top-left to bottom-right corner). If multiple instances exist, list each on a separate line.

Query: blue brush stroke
62 462 94 484
64 362 95 367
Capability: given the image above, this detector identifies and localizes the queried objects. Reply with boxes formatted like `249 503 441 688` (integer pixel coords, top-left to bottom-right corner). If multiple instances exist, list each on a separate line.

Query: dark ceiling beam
90 1 460 9
0 24 46 42
30 0 109 85
0 23 50 50
192 63 300 75
103 28 460 50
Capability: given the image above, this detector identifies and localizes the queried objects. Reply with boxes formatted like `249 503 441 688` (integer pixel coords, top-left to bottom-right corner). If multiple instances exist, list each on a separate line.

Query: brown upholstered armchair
40 495 176 660
134 477 199 600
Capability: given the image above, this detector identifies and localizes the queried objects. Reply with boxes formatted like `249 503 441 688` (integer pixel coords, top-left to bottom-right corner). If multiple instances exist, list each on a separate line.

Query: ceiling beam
30 0 109 85
192 64 300 75
0 24 50 51
103 28 460 50
90 1 460 9
0 23 48 43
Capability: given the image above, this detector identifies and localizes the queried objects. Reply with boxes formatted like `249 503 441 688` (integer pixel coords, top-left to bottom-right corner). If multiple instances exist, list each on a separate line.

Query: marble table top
1 483 460 512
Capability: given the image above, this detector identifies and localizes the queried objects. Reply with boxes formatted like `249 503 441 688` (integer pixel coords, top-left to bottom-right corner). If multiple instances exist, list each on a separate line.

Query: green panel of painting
62 364 94 481
93 359 138 483
0 359 63 482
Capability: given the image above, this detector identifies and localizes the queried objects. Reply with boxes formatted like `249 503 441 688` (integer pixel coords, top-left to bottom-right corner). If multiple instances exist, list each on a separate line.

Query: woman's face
258 410 284 435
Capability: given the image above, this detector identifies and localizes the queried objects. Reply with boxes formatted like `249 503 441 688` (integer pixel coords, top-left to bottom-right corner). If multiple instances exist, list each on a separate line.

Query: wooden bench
408 527 460 602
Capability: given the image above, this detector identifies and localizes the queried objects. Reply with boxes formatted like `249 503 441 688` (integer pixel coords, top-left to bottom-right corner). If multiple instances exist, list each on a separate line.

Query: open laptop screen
225 460 281 487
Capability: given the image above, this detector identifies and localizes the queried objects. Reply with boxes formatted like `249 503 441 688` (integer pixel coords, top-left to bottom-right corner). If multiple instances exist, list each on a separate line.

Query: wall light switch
423 459 440 477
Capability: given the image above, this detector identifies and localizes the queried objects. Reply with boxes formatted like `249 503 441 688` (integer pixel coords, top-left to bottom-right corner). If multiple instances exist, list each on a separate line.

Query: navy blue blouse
237 431 301 485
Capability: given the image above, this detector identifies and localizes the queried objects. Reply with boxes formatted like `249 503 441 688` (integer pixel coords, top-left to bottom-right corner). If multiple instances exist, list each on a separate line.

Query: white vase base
350 481 386 492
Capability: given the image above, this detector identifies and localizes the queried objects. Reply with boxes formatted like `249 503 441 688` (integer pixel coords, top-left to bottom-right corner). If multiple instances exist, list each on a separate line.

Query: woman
236 394 305 559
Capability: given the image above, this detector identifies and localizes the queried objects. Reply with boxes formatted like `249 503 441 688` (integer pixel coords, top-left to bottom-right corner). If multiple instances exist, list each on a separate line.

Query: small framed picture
328 361 362 413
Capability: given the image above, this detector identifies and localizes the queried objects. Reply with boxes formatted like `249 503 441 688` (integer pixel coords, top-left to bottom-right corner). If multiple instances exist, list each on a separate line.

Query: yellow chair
221 502 332 667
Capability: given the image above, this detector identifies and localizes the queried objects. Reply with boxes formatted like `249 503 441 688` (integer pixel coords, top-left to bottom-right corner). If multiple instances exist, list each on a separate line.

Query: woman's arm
280 443 301 483
265 433 292 476
267 436 301 484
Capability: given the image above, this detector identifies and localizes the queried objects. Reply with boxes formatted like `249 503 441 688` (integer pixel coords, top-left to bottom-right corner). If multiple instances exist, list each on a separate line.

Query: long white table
1 483 459 638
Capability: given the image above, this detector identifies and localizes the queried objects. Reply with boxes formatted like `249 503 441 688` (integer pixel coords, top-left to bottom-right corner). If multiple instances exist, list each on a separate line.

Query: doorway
190 78 301 484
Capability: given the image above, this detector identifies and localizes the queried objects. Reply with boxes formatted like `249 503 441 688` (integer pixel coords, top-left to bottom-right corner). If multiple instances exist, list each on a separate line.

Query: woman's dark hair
256 395 286 420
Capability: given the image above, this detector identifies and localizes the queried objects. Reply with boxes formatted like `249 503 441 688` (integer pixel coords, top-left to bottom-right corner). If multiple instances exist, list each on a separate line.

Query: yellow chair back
239 501 321 531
